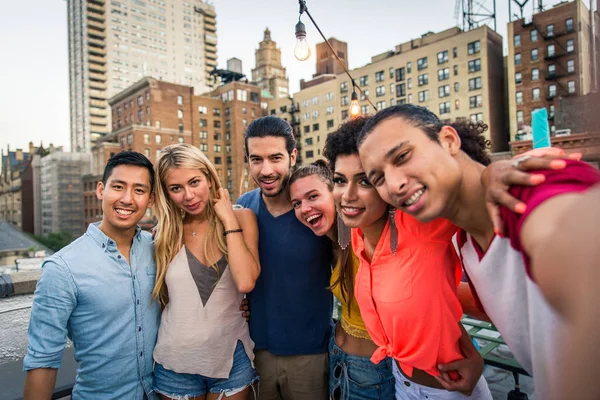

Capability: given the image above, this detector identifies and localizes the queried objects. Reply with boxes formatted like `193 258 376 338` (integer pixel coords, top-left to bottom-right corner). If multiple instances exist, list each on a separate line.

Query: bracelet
223 228 243 237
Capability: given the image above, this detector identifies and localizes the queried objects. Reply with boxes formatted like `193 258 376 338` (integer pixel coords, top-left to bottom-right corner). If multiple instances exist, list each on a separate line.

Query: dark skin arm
24 368 57 400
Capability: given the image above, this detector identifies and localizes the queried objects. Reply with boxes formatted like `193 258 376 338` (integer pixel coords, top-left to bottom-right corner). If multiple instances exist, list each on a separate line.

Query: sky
0 0 572 154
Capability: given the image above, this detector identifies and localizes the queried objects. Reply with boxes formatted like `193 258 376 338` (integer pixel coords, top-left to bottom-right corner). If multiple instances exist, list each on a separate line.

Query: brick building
83 77 268 229
507 0 600 140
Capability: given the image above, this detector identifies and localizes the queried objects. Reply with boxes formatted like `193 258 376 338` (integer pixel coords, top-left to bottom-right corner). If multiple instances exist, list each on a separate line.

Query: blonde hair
152 143 228 308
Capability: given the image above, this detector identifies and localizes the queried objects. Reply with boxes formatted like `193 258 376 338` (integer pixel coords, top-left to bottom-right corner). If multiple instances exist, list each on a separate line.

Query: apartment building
271 25 507 165
251 28 290 99
507 0 600 140
68 0 217 151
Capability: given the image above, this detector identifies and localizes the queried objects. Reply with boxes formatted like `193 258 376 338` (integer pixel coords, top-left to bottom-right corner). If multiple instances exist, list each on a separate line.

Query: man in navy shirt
237 116 332 400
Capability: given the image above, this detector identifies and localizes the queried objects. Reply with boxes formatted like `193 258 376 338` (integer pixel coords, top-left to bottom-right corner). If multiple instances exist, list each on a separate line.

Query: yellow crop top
330 250 371 340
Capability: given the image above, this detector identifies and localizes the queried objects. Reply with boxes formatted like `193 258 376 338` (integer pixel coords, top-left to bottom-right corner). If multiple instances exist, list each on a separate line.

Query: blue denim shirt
24 223 160 399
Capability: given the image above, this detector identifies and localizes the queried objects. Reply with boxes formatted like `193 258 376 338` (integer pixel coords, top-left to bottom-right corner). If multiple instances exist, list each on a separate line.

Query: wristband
223 228 243 237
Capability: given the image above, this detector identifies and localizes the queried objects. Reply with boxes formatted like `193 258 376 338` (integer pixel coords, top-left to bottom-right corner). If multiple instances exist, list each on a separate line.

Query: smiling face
246 136 297 198
163 167 212 217
290 175 336 237
332 153 388 229
358 116 462 222
97 164 154 234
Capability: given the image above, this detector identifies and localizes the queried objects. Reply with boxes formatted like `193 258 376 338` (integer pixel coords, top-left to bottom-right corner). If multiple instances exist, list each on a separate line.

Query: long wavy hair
152 143 228 308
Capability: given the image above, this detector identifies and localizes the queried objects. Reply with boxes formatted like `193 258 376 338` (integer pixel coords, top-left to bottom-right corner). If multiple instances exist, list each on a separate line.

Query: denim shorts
329 329 395 400
153 341 258 399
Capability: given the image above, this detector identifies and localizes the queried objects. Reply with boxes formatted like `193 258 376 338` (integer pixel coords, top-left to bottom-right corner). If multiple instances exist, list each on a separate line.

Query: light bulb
294 21 311 61
349 91 360 117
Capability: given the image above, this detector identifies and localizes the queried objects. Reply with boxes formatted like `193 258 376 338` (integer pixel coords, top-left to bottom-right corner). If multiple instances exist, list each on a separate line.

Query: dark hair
289 159 332 190
244 116 296 156
102 151 155 192
358 104 491 166
323 116 371 171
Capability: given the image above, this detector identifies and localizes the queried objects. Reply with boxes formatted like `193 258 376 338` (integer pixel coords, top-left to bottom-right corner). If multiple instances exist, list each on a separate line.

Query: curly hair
323 116 371 171
358 104 491 166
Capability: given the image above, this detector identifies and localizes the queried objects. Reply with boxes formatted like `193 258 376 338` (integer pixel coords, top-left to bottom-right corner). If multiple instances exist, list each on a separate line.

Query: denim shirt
24 223 160 399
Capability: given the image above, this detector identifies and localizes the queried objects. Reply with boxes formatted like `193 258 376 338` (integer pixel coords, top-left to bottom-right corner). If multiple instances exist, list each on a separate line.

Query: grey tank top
153 245 255 378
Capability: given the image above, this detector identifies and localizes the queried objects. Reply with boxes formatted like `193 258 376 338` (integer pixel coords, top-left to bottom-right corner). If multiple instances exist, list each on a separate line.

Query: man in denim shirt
23 152 160 399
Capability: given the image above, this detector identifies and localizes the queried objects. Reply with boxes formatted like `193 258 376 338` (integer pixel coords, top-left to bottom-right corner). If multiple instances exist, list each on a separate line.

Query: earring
337 213 351 250
389 208 397 255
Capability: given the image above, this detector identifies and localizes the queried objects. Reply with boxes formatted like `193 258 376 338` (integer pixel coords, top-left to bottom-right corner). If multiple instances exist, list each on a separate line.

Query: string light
294 0 376 113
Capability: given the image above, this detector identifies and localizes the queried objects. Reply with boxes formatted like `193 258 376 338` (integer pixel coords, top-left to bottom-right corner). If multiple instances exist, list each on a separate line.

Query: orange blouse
352 210 463 378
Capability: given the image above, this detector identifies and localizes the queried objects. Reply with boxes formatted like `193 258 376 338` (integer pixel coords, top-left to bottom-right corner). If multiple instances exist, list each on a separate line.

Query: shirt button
137 300 140 305
404 381 411 387
109 240 113 245
118 255 121 259
139 326 142 332
140 352 143 357
102 243 105 248
133 274 136 279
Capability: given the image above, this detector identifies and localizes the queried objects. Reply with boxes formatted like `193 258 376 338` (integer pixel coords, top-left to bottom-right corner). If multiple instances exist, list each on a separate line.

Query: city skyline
0 0 570 153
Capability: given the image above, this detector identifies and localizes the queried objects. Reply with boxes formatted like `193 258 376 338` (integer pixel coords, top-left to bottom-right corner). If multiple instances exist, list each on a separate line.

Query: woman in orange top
291 116 492 399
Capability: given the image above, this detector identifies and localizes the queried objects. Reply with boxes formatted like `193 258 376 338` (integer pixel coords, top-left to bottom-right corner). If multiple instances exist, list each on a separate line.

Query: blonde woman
151 144 260 400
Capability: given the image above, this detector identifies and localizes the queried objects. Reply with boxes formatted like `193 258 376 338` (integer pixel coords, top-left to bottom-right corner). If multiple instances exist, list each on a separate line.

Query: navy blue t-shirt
237 189 332 355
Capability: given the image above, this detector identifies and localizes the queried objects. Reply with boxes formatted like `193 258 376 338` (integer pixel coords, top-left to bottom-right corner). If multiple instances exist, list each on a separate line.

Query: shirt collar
87 222 142 250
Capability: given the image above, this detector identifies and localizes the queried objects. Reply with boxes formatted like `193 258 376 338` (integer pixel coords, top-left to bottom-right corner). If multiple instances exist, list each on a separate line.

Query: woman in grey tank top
151 144 261 400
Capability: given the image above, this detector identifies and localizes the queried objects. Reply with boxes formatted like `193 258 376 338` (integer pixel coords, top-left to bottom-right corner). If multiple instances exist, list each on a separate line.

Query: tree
34 231 74 252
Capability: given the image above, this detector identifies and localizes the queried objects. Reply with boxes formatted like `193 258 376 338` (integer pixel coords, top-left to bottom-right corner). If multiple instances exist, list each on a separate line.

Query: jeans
328 329 395 400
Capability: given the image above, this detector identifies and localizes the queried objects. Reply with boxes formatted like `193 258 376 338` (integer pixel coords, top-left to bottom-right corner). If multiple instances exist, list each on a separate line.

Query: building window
532 88 540 101
376 101 386 110
313 123 320 131
138 95 143 106
438 85 450 98
156 134 162 144
326 105 334 115
530 29 538 42
453 47 458 58
396 83 406 97
304 125 310 134
514 34 521 47
517 110 524 123
516 91 523 105
417 57 428 70
547 44 555 58
532 68 539 81
178 136 184 143
144 133 150 144
389 67 394 78
548 64 556 77
418 90 429 103
376 85 386 97
360 90 369 101
359 75 369 86
565 18 574 32
177 95 183 105
454 82 459 92
137 110 143 121
341 110 349 120
515 53 521 66
214 120 221 128
214 144 222 152
237 89 248 101
340 81 348 93
200 143 208 152
546 24 554 38
304 137 313 146
530 48 538 62
198 106 207 114
549 105 555 118
438 68 450 81
127 133 133 144
453 65 458 76
548 85 557 98
437 50 449 64
467 40 480 55
312 110 319 119
567 59 575 73
468 59 481 73
407 77 412 89
144 148 150 158
375 71 385 82
469 95 482 108
306 150 314 158
418 73 429 86
341 96 349 106
406 62 412 74
361 105 370 114
327 119 334 129
178 123 183 133
439 102 451 114
395 67 405 82
515 72 522 85
567 39 574 52
470 113 483 122
156 120 161 129
214 157 222 165
199 131 208 139
325 92 334 101
469 76 482 90
568 80 576 93
408 94 413 104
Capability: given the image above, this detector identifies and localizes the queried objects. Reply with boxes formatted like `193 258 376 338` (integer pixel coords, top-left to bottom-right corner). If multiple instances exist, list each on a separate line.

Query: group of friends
22 104 600 400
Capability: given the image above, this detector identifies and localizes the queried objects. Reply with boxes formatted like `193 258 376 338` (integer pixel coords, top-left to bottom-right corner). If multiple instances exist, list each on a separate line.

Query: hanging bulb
349 91 360 117
294 21 311 61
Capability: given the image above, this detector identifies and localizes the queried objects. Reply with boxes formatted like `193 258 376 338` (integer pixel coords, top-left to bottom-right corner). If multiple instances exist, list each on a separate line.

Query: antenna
461 0 497 31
